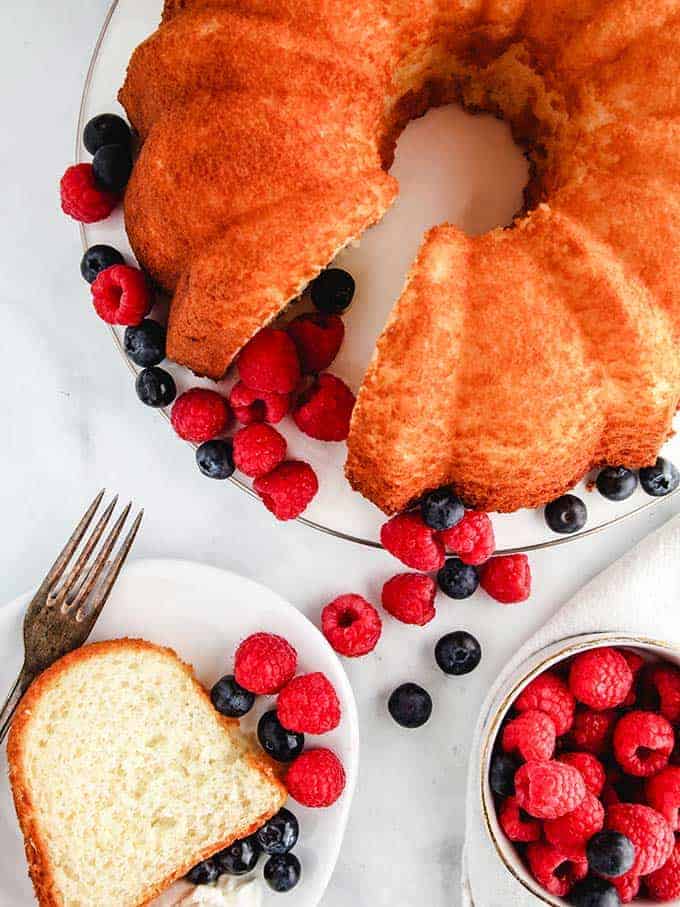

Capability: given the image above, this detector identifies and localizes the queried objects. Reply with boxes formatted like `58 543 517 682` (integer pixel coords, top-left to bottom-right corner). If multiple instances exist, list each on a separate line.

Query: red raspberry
498 796 541 842
287 313 345 374
556 752 606 797
381 574 436 626
612 871 640 904
286 748 346 807
526 842 587 897
649 665 680 723
91 265 151 326
515 760 586 819
601 782 621 809
439 511 495 566
170 388 230 443
613 710 674 777
622 650 645 677
380 512 445 572
321 594 382 657
646 766 680 830
253 460 318 521
515 671 576 737
569 647 633 710
605 803 674 876
234 632 297 695
237 328 301 394
502 711 556 763
229 381 291 425
232 424 286 478
293 373 355 442
277 672 341 735
647 839 680 902
569 708 618 755
60 163 118 223
479 554 531 604
544 791 604 854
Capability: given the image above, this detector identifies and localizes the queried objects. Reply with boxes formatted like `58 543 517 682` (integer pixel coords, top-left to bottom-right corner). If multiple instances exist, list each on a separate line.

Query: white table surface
1 3 678 905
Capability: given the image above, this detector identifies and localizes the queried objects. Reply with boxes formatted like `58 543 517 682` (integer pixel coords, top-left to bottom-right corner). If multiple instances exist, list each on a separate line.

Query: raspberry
556 752 606 797
570 708 618 755
286 748 346 808
515 671 576 737
439 511 495 565
91 265 151 326
613 710 674 777
622 650 645 677
170 388 231 443
647 839 680 902
60 163 118 223
479 554 531 604
646 766 680 830
569 647 633 710
287 313 345 374
612 871 640 904
544 791 604 855
253 460 318 520
601 783 621 809
293 373 355 442
234 632 297 695
502 711 556 763
515 760 586 819
498 796 541 842
229 381 291 425
277 672 341 735
649 665 680 723
380 512 445 572
232 424 286 478
605 803 674 876
321 594 382 657
237 328 301 394
526 842 587 897
381 573 436 626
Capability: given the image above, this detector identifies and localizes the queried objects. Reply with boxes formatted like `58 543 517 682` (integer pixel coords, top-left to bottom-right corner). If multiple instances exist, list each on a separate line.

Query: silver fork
0 490 143 744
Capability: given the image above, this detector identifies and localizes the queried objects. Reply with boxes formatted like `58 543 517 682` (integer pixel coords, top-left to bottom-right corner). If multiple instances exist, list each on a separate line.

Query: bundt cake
119 0 680 514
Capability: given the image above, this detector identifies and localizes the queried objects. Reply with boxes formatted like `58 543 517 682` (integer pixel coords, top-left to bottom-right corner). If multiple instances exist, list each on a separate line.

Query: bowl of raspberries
482 636 680 906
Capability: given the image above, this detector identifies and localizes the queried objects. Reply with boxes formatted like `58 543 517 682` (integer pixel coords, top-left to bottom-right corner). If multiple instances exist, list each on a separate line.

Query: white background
1 3 679 905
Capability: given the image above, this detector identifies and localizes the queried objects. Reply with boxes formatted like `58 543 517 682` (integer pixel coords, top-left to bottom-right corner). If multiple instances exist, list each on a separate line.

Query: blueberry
93 143 133 193
196 440 235 480
640 457 680 497
186 859 219 885
586 831 635 879
310 268 355 314
80 244 125 283
215 835 260 875
435 631 482 676
388 682 432 728
124 319 166 367
569 876 620 907
256 808 299 855
489 751 519 798
210 675 255 718
257 711 304 763
135 367 176 407
84 113 132 155
596 467 638 502
544 494 587 534
437 558 479 599
263 853 301 893
421 487 465 531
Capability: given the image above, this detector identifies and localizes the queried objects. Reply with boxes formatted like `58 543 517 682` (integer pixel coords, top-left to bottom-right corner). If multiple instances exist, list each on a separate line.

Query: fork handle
0 667 32 745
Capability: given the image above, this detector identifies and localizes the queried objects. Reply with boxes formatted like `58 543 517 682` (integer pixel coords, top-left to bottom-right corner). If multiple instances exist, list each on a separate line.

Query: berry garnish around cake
135 366 176 408
170 388 231 444
255 808 299 856
92 143 133 194
437 557 479 599
80 244 125 283
596 467 638 502
309 268 355 314
91 264 151 325
210 674 255 718
420 487 464 531
60 163 119 223
83 113 132 155
215 835 261 876
480 554 531 604
257 710 305 764
639 457 680 497
287 312 345 374
124 319 166 367
544 493 588 534
286 748 346 807
195 439 235 480
263 853 301 892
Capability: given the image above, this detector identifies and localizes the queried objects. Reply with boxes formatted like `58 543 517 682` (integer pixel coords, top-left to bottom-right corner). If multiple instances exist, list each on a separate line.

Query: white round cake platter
0 559 359 907
76 0 680 554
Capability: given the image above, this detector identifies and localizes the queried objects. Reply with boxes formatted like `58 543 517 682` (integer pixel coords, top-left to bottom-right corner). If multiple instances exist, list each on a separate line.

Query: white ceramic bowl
479 632 680 906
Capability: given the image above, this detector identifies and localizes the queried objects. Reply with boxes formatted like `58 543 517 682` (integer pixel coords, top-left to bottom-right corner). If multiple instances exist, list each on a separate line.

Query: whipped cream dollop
154 877 262 907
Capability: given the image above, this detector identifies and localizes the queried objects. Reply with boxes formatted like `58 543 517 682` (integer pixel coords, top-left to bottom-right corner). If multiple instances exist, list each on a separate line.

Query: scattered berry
215 835 260 875
420 488 464 531
277 672 341 735
80 244 124 283
60 163 118 223
489 752 520 797
437 558 479 599
253 460 319 521
91 264 151 325
237 328 301 394
287 312 344 374
605 803 674 876
639 457 680 497
596 467 638 502
256 808 299 855
381 573 436 626
502 710 556 762
526 841 587 897
570 877 621 907
544 791 604 855
646 838 680 902
286 748 346 807
515 671 575 737
434 631 482 676
186 859 219 885
648 664 680 723
440 511 495 565
83 113 132 154
234 632 297 695
195 439 235 480
232 424 286 478
229 380 291 425
515 760 586 819
321 594 381 657
381 512 445 572
498 796 541 842
388 683 432 729
210 674 254 718
646 765 680 829
293 373 355 442
263 853 301 892
310 268 355 314
545 494 588 534
135 366 176 408
569 648 633 710
586 831 636 879
612 710 674 776
171 388 230 443
611 871 640 904
557 752 606 797
570 709 618 755
480 554 531 604
124 319 166 367
92 143 133 193
257 710 304 763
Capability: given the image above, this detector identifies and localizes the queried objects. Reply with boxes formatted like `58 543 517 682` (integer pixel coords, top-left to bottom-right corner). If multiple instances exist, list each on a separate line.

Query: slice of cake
8 638 286 907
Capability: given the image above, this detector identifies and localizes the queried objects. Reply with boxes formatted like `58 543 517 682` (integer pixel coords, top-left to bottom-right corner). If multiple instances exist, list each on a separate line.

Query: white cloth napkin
462 515 680 907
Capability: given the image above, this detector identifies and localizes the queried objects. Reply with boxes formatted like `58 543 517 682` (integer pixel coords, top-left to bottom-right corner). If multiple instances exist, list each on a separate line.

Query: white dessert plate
0 558 359 906
76 0 680 553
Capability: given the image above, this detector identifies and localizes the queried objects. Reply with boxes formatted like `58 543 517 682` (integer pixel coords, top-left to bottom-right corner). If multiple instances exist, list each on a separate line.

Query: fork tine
68 502 133 616
42 489 106 589
53 496 119 608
